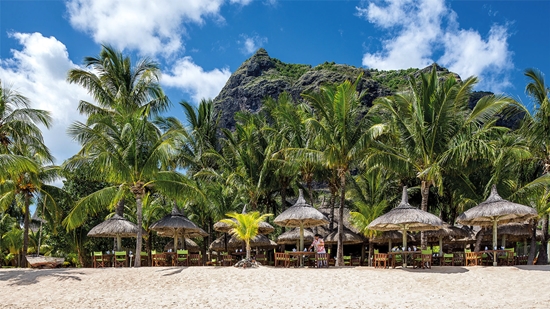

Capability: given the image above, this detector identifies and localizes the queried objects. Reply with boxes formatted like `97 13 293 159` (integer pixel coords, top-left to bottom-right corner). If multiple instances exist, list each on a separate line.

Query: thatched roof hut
274 190 329 264
276 227 315 245
209 234 276 251
368 186 444 264
457 185 538 265
150 205 204 253
324 227 365 245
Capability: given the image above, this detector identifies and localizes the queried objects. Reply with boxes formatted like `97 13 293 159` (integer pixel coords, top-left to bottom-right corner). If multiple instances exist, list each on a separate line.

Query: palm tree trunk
368 238 374 267
528 219 537 265
246 240 251 260
22 193 31 267
420 180 429 250
474 227 484 252
134 191 144 267
336 170 346 266
536 214 548 265
329 193 336 232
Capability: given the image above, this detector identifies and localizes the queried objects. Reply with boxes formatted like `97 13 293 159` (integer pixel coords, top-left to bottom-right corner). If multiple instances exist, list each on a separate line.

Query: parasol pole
388 239 392 251
439 236 443 258
492 219 498 266
116 235 122 251
299 222 304 267
501 234 506 248
174 228 179 253
402 226 407 268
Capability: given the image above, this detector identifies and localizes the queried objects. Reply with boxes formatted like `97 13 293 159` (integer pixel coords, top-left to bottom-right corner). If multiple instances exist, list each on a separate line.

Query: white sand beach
1 265 549 309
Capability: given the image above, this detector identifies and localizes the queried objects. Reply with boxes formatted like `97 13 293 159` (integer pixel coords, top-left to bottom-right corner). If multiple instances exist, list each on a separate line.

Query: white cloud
0 32 92 164
162 57 231 103
66 0 226 56
239 34 268 55
357 0 513 92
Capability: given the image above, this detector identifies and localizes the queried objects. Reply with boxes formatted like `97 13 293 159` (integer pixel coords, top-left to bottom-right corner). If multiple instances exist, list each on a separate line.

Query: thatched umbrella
324 227 365 245
87 208 145 251
371 231 416 251
457 185 538 266
274 190 329 266
209 234 276 251
277 227 315 246
368 186 444 267
424 225 470 256
150 205 204 253
164 238 200 252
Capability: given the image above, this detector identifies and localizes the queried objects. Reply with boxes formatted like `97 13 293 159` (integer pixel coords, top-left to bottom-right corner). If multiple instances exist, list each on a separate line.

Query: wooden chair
442 253 454 266
274 252 288 268
92 251 107 268
188 253 202 266
152 251 168 267
222 253 234 266
351 257 361 266
481 253 491 266
374 253 389 268
420 250 432 269
343 255 352 266
465 252 481 266
255 253 267 265
315 253 329 268
504 250 515 266
114 251 127 267
175 250 189 266
453 252 464 266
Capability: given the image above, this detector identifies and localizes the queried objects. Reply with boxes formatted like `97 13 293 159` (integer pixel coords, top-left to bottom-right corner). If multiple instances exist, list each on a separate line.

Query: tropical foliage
1 48 549 268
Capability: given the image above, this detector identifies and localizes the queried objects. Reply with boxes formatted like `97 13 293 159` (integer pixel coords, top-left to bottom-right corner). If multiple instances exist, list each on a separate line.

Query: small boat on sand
26 255 65 268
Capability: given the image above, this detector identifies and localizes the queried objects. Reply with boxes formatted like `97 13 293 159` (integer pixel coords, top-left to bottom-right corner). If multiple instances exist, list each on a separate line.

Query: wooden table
287 251 317 267
388 251 421 268
483 250 508 266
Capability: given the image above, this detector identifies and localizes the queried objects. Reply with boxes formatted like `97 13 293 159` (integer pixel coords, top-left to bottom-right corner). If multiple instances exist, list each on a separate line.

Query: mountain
212 48 468 130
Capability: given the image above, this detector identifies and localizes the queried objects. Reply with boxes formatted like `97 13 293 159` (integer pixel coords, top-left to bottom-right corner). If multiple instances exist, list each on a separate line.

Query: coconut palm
366 65 516 248
220 211 272 260
0 147 63 267
63 110 199 267
66 45 169 119
0 80 52 153
299 75 383 266
512 68 550 264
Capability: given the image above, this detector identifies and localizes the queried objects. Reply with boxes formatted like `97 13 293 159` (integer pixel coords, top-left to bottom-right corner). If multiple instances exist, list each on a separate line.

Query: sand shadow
513 265 550 272
399 266 469 274
157 267 187 276
0 269 85 286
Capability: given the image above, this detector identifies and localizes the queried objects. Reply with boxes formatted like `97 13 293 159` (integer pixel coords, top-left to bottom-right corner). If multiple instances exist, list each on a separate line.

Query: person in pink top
309 234 326 267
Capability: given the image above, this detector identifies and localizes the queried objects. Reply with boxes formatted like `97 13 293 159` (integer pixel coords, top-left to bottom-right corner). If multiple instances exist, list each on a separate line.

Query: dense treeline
1 46 548 267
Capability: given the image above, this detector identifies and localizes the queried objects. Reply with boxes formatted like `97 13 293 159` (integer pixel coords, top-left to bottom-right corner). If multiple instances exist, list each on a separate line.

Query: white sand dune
1 265 549 308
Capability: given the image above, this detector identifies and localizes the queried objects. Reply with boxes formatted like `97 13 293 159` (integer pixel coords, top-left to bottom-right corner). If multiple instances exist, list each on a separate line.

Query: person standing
309 234 326 267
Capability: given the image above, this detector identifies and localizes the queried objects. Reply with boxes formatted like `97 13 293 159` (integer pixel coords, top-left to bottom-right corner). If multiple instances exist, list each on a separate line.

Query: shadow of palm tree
400 266 469 274
0 269 85 286
514 265 550 272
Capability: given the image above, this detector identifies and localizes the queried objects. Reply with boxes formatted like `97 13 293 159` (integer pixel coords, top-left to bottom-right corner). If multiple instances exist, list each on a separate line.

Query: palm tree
66 45 169 119
349 168 396 266
367 65 516 248
220 211 272 261
0 147 63 267
299 75 382 266
0 80 52 153
515 68 550 264
63 111 200 267
65 46 187 267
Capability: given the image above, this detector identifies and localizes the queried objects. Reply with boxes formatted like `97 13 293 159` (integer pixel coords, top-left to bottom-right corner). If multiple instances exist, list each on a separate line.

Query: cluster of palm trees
1 45 548 267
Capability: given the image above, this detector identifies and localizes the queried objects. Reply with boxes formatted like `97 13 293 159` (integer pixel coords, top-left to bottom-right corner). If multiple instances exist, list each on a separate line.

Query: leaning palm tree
366 65 516 248
220 211 272 261
0 146 63 267
298 75 383 266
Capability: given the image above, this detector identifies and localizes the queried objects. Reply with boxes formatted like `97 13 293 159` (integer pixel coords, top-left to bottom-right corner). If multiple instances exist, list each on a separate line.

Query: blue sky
1 0 549 165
